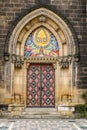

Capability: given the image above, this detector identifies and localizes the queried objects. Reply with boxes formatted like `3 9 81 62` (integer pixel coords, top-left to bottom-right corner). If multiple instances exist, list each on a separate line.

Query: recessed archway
4 7 79 107
6 7 78 56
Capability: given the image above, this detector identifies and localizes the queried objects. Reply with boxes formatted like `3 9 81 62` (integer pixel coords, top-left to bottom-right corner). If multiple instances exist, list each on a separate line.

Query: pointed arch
3 7 80 106
4 7 79 57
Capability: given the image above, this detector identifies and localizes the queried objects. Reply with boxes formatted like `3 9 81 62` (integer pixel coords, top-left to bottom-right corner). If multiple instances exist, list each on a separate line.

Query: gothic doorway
3 7 79 107
27 63 55 107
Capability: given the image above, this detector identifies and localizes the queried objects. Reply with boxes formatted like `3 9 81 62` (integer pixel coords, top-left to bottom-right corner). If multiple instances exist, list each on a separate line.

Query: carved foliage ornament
12 55 24 68
59 57 72 69
38 16 46 22
11 55 74 69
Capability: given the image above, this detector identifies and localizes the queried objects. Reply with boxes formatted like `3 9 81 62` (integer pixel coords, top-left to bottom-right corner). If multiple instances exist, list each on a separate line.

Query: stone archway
4 7 79 106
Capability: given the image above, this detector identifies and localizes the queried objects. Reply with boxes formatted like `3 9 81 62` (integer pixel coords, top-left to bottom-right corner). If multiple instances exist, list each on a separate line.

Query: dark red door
27 64 55 107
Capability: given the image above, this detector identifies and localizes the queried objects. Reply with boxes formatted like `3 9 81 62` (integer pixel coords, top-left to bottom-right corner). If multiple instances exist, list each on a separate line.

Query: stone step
20 113 62 119
25 108 57 113
22 111 58 115
23 108 57 115
20 108 62 119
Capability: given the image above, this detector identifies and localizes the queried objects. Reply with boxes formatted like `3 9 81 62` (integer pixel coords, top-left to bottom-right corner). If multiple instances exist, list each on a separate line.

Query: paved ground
0 119 87 130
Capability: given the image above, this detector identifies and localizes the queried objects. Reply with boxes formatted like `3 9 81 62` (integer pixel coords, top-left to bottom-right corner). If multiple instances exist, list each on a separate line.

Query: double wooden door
27 64 55 107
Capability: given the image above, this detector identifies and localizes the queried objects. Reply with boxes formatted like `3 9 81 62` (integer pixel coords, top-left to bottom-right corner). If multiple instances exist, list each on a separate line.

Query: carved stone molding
4 52 9 61
25 24 30 31
53 63 57 70
38 16 46 22
12 55 24 68
59 59 69 69
26 62 30 69
73 54 79 62
11 54 74 69
58 56 72 69
25 56 58 63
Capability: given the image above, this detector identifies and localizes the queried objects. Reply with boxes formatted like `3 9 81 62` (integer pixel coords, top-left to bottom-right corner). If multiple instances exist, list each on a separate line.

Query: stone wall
0 0 86 90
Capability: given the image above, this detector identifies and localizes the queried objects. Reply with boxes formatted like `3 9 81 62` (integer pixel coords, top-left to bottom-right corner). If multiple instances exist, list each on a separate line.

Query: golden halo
33 27 50 47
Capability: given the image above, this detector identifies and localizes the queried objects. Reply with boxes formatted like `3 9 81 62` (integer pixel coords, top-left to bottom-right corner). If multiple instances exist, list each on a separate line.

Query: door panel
27 64 41 107
27 64 55 107
42 64 55 107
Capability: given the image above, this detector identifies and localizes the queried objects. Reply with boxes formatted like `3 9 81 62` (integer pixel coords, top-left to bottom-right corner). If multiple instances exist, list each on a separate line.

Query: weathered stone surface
36 0 50 4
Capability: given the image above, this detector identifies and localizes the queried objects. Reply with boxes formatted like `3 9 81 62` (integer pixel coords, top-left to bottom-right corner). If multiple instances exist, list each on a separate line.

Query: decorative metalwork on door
27 64 55 107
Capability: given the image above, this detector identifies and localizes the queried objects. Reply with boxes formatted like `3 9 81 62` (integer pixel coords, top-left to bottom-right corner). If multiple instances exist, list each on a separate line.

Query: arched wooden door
27 63 55 107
